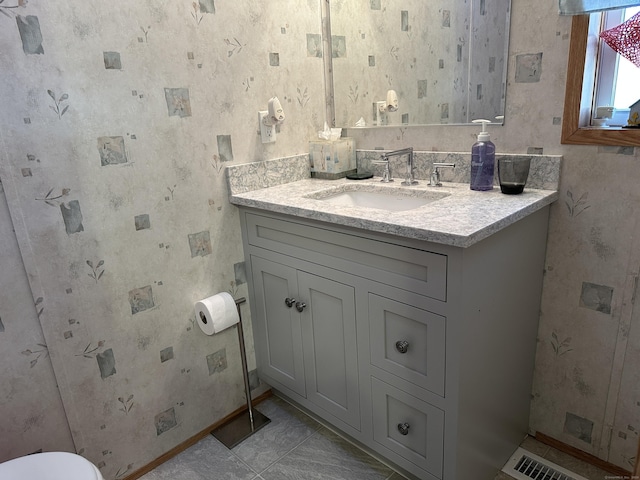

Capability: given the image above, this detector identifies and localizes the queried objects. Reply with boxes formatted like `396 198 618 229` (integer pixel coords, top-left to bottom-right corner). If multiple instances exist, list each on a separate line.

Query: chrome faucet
429 162 456 187
381 148 416 186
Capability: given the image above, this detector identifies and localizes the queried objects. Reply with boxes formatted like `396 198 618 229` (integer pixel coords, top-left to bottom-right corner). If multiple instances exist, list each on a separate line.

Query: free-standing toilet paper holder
211 297 270 449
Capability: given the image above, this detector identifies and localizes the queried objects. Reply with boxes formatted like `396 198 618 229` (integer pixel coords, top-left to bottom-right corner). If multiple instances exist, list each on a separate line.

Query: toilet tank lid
0 452 103 480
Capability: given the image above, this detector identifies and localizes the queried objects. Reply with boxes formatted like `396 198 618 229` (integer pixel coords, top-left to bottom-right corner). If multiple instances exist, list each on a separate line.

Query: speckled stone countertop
229 176 558 248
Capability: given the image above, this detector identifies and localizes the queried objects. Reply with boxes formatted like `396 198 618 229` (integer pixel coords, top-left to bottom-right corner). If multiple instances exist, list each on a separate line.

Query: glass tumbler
498 157 531 195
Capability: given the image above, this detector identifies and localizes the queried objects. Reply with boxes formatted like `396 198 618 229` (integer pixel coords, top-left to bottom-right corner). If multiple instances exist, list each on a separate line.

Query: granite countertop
229 177 558 248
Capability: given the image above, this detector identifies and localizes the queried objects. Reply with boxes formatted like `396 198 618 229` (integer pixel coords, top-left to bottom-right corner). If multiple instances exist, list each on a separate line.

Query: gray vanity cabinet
249 254 361 430
239 206 550 480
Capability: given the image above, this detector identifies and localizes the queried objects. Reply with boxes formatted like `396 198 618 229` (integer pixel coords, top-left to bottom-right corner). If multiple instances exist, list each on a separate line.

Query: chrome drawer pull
285 297 296 308
397 423 410 436
295 301 307 312
395 340 409 354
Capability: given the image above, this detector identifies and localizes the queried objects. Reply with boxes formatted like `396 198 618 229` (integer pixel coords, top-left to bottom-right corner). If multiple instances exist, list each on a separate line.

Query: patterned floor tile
261 427 394 480
230 396 322 473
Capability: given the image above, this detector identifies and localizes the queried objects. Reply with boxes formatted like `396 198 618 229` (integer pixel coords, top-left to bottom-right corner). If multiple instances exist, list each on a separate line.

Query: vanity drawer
245 212 447 301
371 377 444 478
369 294 446 397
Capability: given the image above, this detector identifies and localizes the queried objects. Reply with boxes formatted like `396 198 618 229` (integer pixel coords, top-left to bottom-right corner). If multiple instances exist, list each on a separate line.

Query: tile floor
139 395 613 480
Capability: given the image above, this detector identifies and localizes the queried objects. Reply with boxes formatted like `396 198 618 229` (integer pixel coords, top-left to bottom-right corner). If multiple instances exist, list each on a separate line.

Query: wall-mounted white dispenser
386 90 398 112
267 97 285 124
374 90 399 125
259 96 285 144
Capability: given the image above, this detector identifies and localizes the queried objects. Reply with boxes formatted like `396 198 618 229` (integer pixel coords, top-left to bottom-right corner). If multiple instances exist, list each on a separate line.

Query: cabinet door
250 256 306 397
298 271 360 429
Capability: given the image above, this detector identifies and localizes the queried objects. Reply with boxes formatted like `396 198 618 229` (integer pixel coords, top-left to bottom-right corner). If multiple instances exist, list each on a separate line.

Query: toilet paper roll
195 292 239 335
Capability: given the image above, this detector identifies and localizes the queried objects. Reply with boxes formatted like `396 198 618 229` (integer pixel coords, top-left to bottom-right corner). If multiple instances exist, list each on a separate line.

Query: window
561 14 640 145
593 7 640 126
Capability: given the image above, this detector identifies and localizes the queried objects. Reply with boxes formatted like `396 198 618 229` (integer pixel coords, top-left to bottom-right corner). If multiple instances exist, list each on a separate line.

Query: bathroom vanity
229 174 557 480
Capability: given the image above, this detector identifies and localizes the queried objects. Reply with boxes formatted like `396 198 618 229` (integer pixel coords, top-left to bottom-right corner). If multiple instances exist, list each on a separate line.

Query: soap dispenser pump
470 119 495 191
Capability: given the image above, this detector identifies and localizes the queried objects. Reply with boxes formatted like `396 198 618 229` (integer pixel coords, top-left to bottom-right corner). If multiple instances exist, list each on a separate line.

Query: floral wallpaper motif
0 1 323 478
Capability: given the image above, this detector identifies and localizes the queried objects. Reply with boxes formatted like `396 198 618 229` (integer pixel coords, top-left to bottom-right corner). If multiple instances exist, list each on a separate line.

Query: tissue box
309 137 356 179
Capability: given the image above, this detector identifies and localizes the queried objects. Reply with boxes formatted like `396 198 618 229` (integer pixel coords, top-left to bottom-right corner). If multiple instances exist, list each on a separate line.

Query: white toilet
0 452 104 480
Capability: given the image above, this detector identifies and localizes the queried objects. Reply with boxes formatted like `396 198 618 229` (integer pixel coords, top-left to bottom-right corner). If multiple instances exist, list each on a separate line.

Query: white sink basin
307 186 450 212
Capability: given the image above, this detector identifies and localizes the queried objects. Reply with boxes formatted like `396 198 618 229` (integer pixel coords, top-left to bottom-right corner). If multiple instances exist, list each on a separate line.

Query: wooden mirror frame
561 15 640 146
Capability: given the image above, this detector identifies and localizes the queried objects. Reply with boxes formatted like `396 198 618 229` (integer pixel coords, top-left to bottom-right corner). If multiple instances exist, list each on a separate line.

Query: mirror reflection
329 0 511 127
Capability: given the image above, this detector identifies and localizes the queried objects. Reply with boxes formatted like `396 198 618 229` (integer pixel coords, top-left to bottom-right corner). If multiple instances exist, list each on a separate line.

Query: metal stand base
211 408 271 449
210 297 270 449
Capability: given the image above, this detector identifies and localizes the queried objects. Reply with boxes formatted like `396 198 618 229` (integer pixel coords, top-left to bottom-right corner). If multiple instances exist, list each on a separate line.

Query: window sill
562 126 640 146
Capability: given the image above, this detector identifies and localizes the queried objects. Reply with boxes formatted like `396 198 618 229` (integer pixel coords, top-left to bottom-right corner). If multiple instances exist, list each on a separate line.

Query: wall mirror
561 14 640 146
327 0 512 128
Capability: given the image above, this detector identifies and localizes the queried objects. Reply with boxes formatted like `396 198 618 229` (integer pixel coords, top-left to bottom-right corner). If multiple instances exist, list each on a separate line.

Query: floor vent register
501 447 589 480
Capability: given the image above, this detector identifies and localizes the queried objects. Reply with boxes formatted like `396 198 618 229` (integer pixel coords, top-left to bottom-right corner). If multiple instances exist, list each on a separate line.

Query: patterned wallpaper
331 0 509 127
2 0 640 477
0 180 76 457
0 1 324 479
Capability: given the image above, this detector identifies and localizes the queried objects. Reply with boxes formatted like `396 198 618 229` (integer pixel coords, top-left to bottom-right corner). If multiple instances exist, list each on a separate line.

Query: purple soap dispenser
470 119 495 191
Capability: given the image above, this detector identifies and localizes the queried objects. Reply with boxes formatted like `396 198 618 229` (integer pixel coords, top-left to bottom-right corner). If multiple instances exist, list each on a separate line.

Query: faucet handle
429 163 455 187
372 157 393 183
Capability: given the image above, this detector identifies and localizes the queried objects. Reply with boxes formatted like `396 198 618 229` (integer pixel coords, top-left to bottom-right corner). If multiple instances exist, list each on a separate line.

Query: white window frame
593 7 640 126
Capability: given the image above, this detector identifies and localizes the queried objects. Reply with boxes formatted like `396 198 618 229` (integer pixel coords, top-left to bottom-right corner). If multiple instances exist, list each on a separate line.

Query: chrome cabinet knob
295 301 307 312
397 423 410 436
285 298 296 308
395 340 409 354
